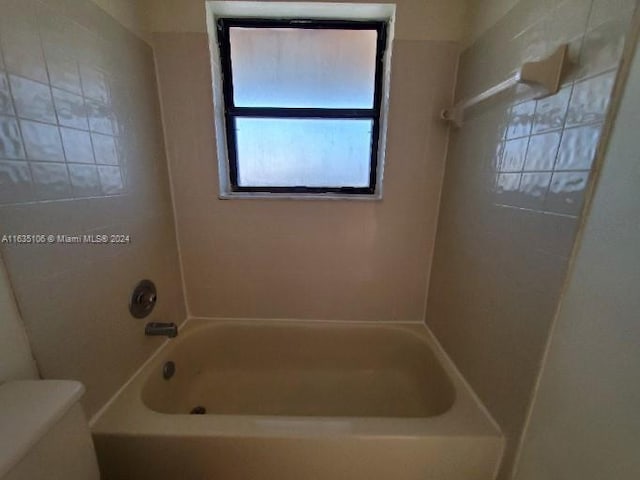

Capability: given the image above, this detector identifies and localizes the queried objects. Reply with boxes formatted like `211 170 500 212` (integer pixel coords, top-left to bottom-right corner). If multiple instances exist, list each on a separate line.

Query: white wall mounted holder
441 44 569 128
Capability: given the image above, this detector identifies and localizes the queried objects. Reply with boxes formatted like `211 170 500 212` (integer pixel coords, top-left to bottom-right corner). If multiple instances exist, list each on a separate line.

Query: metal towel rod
441 44 569 128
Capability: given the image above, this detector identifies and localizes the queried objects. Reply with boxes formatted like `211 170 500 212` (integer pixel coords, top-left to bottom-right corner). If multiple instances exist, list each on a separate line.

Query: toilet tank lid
0 380 85 478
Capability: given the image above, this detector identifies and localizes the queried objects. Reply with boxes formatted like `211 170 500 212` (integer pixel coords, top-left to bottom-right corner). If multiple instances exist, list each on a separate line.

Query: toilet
0 380 100 480
0 258 100 479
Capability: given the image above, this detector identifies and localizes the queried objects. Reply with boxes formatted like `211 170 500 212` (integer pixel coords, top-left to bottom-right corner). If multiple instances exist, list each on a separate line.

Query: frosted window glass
230 28 377 108
235 118 372 187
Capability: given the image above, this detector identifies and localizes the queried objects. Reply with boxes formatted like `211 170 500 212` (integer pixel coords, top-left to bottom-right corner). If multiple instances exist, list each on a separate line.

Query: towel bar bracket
441 44 568 128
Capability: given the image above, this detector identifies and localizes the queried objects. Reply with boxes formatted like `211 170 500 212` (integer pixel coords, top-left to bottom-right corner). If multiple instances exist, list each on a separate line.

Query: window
213 16 390 197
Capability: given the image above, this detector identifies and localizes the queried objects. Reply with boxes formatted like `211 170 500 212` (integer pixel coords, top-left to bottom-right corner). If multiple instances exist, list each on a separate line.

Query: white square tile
30 161 71 200
38 11 76 54
566 72 615 127
501 137 529 172
532 86 571 134
98 165 124 194
68 163 101 197
71 25 104 68
490 141 504 172
86 99 114 135
0 73 15 115
545 171 590 216
516 172 551 210
44 50 83 95
0 13 48 83
506 101 535 139
80 65 110 103
20 119 64 162
524 132 561 172
92 133 118 165
578 19 628 80
60 127 94 164
495 172 521 207
9 75 56 123
496 173 520 192
555 125 601 171
0 115 26 159
545 0 592 46
0 159 32 204
52 88 89 130
588 0 636 30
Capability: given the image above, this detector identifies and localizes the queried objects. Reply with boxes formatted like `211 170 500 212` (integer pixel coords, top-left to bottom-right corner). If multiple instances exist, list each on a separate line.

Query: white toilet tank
0 380 100 480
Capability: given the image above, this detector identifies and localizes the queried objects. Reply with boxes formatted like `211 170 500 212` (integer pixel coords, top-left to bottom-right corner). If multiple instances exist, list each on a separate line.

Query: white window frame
205 1 396 200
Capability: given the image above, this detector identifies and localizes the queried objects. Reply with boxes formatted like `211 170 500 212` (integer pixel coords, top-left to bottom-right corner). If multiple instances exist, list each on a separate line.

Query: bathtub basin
92 319 503 479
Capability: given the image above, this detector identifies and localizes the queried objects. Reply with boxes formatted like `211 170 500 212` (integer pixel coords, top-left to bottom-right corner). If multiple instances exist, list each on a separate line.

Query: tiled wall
0 0 185 416
514 20 640 478
462 0 519 48
0 25 126 201
90 0 149 42
426 0 636 478
153 31 457 322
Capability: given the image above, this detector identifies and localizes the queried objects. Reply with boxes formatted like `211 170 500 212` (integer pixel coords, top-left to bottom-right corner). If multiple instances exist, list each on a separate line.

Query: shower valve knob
130 279 157 318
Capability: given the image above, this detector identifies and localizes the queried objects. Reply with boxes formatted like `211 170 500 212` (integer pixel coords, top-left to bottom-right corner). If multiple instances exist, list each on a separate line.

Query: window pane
235 118 372 187
229 27 377 108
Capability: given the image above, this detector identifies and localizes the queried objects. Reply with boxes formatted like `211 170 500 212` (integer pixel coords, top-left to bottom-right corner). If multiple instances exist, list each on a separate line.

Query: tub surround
0 0 185 416
92 319 503 480
426 0 636 478
513 15 640 478
89 0 150 43
461 0 518 49
153 31 457 322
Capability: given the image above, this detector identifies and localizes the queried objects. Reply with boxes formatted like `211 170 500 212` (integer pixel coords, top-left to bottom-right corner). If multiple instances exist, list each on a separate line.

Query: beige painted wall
0 255 38 382
152 1 458 321
142 0 468 41
425 0 637 478
514 14 640 479
0 0 185 415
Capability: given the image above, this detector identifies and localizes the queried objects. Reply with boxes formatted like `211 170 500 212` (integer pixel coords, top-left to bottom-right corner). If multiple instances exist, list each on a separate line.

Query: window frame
215 17 388 196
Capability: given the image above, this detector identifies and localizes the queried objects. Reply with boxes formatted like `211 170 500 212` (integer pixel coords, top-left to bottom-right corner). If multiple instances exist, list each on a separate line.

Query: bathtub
92 319 503 479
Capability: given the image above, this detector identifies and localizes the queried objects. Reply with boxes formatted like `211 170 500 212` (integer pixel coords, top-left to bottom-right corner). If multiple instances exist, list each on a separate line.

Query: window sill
218 191 383 201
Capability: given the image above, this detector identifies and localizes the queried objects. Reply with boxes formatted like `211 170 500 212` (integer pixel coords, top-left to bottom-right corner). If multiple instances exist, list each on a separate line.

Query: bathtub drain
162 361 175 380
190 406 206 415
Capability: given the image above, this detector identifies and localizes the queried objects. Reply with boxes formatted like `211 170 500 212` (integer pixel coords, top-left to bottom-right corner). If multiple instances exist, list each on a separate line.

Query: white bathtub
92 319 503 479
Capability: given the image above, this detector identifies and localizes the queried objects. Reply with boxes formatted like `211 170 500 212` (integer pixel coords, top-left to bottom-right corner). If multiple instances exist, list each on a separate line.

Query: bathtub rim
91 318 502 440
